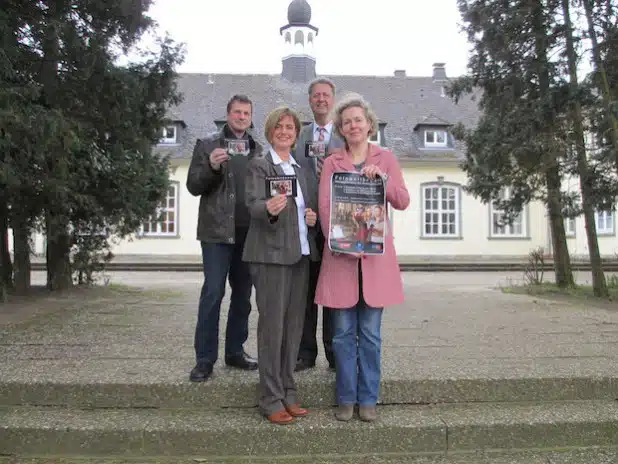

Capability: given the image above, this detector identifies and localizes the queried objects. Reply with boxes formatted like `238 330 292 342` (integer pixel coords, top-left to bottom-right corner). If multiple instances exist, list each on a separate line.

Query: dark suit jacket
293 122 345 245
242 151 319 265
294 123 346 188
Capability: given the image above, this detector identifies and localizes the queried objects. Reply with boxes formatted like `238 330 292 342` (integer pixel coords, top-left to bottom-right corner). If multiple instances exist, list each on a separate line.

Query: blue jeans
332 297 383 406
194 228 252 365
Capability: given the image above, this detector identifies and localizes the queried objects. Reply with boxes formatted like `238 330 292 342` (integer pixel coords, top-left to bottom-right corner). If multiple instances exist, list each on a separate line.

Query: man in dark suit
294 78 345 371
186 95 262 382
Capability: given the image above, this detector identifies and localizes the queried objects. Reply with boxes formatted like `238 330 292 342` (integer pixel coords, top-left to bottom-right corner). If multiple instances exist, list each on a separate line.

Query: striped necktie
316 127 326 180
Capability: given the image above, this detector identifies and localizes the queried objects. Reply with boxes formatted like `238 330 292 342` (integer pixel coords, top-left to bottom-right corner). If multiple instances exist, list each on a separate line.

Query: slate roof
155 72 482 163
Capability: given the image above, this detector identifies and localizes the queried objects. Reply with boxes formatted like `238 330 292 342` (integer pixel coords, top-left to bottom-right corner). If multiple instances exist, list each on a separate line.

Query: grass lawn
502 278 618 308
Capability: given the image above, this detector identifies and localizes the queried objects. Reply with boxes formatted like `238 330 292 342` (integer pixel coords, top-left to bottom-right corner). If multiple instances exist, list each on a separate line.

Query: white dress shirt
312 121 333 143
270 149 310 256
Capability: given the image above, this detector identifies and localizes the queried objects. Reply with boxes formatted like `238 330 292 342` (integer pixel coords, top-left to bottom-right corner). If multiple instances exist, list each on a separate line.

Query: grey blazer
242 151 320 266
294 123 346 187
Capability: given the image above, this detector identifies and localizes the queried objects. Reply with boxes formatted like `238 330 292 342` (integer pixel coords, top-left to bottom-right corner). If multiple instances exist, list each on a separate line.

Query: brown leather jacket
186 125 262 244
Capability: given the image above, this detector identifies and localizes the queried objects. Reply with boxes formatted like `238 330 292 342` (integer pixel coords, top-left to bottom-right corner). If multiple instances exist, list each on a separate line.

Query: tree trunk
562 0 608 296
545 166 574 287
12 214 31 295
530 0 574 288
41 5 72 292
582 0 618 163
46 213 72 291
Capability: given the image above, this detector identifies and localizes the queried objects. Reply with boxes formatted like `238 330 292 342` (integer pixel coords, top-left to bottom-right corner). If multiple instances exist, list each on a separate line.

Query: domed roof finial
287 0 311 25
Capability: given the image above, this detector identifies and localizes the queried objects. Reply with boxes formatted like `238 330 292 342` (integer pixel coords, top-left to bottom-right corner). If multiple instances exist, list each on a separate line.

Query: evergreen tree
561 0 608 296
581 0 618 167
449 0 576 287
1 0 185 293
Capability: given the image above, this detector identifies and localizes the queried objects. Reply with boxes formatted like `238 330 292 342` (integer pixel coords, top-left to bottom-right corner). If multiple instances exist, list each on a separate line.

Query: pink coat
315 144 410 309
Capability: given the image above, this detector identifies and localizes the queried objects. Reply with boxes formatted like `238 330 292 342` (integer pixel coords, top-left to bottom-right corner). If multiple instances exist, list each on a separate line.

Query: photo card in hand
305 141 326 158
265 175 298 198
225 138 249 156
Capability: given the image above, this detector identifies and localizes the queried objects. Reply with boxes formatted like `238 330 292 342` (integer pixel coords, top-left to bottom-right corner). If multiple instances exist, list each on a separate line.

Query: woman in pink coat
315 93 410 422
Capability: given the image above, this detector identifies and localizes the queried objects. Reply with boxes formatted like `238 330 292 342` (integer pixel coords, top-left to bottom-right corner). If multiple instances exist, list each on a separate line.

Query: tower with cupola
280 0 318 82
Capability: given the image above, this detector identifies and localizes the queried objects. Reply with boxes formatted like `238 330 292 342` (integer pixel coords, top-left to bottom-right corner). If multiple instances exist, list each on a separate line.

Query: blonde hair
332 93 379 141
263 106 302 149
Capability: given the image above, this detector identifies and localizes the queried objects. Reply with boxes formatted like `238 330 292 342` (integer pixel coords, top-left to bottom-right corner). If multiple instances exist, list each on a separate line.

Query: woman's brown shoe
334 404 354 421
285 404 309 417
359 405 377 422
267 409 295 425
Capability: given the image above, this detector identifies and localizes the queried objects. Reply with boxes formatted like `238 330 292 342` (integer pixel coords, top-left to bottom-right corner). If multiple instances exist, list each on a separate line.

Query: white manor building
14 0 618 262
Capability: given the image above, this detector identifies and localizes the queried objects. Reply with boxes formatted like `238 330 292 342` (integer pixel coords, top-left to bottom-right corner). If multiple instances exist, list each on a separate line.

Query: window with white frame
595 210 614 235
368 131 381 145
422 183 460 237
142 183 179 236
424 130 447 147
564 217 576 237
490 188 526 237
368 124 384 146
159 125 177 144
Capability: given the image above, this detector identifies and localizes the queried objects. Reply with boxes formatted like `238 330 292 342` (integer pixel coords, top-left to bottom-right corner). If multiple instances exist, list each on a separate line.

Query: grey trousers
250 257 309 416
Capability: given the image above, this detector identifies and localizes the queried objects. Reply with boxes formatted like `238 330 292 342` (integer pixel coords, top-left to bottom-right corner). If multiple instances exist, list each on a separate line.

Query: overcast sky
143 0 472 78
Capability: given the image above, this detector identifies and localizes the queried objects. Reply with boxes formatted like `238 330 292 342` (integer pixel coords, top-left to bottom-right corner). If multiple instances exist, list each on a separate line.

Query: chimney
282 56 316 83
432 62 447 82
394 69 406 78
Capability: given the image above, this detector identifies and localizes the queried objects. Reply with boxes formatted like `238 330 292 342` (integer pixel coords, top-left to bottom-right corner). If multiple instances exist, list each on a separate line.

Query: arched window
294 30 304 45
285 32 291 43
307 32 314 43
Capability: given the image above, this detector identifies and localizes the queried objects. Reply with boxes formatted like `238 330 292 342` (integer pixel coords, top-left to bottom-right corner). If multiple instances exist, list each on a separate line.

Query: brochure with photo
328 172 386 255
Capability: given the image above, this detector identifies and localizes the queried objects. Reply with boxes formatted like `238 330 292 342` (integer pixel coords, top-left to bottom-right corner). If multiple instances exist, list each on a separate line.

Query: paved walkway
1 271 617 387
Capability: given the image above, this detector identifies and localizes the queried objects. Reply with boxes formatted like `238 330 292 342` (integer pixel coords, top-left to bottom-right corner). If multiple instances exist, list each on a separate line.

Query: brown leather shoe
285 404 309 417
266 409 295 425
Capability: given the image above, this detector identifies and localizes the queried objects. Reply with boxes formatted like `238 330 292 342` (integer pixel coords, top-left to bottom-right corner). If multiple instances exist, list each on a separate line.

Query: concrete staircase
1 371 618 463
2 273 618 462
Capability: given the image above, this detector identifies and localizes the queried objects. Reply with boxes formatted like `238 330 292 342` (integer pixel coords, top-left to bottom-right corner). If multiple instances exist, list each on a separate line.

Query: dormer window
160 125 177 144
424 130 447 147
369 131 381 145
369 123 386 146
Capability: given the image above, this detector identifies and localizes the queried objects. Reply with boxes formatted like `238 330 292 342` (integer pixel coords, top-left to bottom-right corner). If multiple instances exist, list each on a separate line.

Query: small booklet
265 175 298 198
305 141 327 158
225 138 249 156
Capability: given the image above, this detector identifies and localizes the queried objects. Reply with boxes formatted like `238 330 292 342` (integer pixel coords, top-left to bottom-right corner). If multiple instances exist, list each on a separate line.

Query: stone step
2 448 618 463
1 401 618 457
2 372 617 409
28 253 618 272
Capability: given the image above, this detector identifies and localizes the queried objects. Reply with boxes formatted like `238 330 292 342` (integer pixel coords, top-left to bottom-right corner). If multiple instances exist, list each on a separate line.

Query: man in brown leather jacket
186 94 263 382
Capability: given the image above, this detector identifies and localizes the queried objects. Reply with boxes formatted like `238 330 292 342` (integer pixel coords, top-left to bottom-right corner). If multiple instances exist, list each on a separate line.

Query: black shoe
189 362 213 382
294 358 316 372
225 351 258 370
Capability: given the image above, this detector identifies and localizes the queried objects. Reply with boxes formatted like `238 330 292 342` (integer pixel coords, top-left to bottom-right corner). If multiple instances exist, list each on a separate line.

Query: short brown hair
226 94 253 113
332 93 379 140
263 106 302 149
308 78 336 96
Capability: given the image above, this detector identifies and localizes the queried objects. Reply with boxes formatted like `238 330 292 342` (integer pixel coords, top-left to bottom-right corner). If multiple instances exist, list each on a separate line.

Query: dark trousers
297 230 334 364
194 227 252 365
